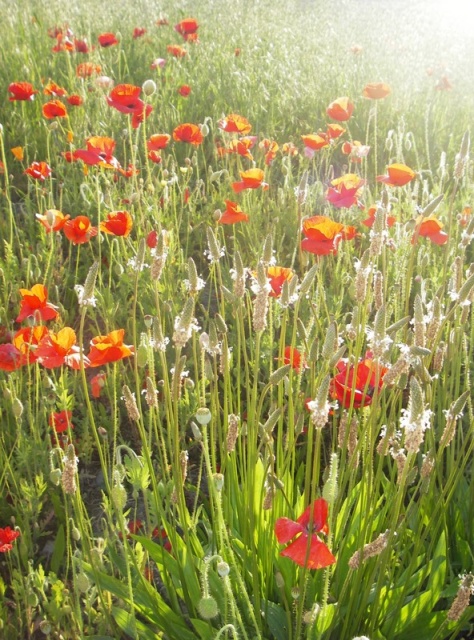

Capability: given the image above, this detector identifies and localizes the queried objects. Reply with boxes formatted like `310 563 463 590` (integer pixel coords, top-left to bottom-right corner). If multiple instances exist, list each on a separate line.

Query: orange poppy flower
13 326 49 365
133 27 146 39
98 32 118 47
218 200 249 224
8 81 38 101
91 372 107 398
24 161 52 181
362 83 391 99
36 209 70 233
11 147 24 161
43 81 67 97
218 113 252 135
326 97 354 122
178 84 191 97
0 344 22 372
42 100 68 119
67 94 83 106
16 284 59 323
63 216 98 244
377 163 416 187
167 44 187 58
87 329 134 367
459 206 472 227
301 133 330 155
156 18 169 26
227 138 254 160
326 174 365 209
172 123 204 145
175 18 199 40
282 142 299 157
332 353 387 408
35 327 86 369
76 63 101 77
413 216 448 245
341 140 370 161
232 168 268 193
362 205 396 228
301 216 355 255
435 76 452 91
267 266 294 297
100 211 133 237
147 133 171 151
326 123 346 139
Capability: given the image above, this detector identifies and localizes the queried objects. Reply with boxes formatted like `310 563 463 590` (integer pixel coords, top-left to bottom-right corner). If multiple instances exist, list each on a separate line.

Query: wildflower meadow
0 0 473 638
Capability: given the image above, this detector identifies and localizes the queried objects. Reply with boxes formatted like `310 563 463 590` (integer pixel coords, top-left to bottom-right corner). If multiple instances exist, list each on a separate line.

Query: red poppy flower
326 174 365 209
0 527 20 553
301 216 354 255
16 284 59 323
13 326 49 365
63 216 98 244
218 200 249 224
100 211 133 237
377 164 415 187
362 205 396 228
218 113 252 135
326 124 346 139
331 354 388 409
326 97 354 122
459 206 472 227
148 151 162 163
35 327 86 369
76 63 101 77
232 168 268 193
8 81 38 101
413 215 448 245
167 44 187 58
117 164 139 179
49 410 73 433
68 136 120 170
175 18 199 40
435 76 452 91
178 84 191 97
0 344 23 372
267 266 294 297
362 83 391 99
24 161 52 181
282 346 307 370
107 84 153 128
42 100 68 119
73 37 90 53
87 329 134 367
67 94 83 106
98 32 118 47
147 133 171 151
51 33 75 53
172 123 204 145
133 27 147 39
91 372 107 398
275 499 336 569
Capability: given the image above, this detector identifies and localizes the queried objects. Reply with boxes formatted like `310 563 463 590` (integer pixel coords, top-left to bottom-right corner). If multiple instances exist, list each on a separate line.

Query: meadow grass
0 0 473 638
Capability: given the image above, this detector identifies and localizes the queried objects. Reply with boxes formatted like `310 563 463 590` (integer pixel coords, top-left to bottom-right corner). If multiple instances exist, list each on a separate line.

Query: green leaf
314 603 337 635
265 600 290 640
112 606 157 640
50 524 65 574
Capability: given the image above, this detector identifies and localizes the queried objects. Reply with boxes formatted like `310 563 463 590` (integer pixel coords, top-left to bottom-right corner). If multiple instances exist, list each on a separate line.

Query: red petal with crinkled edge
297 498 329 534
274 518 304 544
281 533 336 569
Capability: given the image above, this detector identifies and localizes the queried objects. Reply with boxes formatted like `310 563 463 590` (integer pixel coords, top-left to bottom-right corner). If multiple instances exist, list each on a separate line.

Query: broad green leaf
314 603 337 635
265 600 290 640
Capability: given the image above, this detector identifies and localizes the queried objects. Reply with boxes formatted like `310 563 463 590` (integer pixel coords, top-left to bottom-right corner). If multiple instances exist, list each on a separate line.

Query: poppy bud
196 407 212 425
197 596 219 619
12 397 24 418
142 79 157 96
200 123 209 137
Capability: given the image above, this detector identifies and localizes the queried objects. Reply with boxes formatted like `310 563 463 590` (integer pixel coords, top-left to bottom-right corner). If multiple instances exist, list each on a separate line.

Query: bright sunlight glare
430 0 474 36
